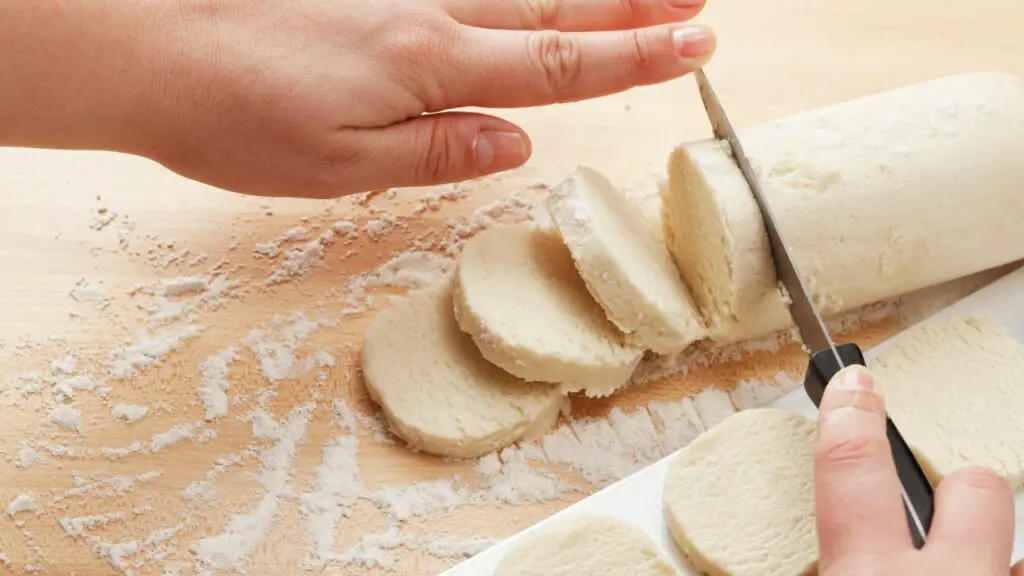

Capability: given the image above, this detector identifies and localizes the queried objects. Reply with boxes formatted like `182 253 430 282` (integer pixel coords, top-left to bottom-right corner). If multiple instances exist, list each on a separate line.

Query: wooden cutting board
1 0 1023 574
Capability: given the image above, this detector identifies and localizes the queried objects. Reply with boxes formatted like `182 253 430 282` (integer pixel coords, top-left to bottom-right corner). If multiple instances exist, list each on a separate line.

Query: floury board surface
444 265 1024 575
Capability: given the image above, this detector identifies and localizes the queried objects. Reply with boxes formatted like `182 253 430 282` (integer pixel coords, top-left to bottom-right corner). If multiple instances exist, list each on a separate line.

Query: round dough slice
494 514 677 576
546 166 706 354
362 283 567 459
663 408 817 576
870 315 1024 488
453 224 643 397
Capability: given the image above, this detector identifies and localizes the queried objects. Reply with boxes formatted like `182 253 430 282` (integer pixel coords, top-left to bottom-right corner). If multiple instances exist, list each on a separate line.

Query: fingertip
929 466 1015 567
672 23 716 63
941 466 1013 503
819 365 885 424
473 128 531 173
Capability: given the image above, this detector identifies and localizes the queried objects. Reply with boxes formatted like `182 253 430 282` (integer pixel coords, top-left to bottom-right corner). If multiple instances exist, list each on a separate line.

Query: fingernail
672 25 715 60
835 366 875 392
667 0 705 7
474 131 527 172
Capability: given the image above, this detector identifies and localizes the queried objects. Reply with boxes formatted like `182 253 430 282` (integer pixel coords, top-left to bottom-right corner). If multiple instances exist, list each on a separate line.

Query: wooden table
1 0 1022 574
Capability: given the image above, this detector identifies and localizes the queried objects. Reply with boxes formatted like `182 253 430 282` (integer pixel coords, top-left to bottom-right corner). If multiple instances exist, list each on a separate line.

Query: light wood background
2 0 1023 574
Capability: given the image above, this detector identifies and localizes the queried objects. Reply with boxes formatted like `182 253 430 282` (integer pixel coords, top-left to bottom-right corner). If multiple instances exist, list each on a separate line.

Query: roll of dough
662 71 1024 343
362 284 567 459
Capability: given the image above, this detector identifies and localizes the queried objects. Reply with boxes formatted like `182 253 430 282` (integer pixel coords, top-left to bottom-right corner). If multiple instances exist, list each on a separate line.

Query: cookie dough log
663 409 818 576
454 224 643 397
546 166 706 354
663 71 1024 344
870 315 1024 488
362 284 567 459
494 514 678 576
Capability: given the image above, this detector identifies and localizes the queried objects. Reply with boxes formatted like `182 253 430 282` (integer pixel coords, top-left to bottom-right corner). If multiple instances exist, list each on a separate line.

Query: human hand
815 365 1023 575
127 0 714 198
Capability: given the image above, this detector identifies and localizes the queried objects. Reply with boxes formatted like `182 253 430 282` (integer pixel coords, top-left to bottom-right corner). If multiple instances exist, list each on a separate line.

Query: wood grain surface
2 0 1023 574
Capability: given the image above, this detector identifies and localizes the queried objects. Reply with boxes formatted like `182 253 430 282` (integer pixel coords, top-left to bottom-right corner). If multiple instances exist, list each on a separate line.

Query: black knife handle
803 343 934 549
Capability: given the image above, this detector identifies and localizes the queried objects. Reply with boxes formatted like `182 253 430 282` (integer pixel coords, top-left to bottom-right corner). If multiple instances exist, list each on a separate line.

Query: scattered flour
60 512 126 538
150 423 199 452
191 402 315 571
343 251 455 315
299 435 365 569
15 446 43 469
70 279 112 310
54 375 104 400
111 404 151 423
48 403 84 435
369 478 469 522
197 347 239 421
6 493 37 517
243 313 323 383
108 324 203 379
336 526 403 570
51 355 77 376
419 535 498 559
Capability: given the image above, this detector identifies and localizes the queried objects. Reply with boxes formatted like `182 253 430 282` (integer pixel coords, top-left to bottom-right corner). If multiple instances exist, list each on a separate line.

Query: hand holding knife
692 69 935 549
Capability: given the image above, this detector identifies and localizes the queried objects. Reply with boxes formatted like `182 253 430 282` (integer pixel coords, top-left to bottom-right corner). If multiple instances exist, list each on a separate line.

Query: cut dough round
871 315 1024 488
546 166 706 354
453 224 643 397
663 408 817 576
494 514 676 576
362 283 567 459
662 71 1024 343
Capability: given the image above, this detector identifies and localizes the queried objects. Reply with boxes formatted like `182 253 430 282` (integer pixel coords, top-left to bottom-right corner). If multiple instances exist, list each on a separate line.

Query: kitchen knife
692 69 935 549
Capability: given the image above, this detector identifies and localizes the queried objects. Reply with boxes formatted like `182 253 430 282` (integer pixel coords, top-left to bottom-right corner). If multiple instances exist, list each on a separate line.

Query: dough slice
546 166 706 354
453 224 643 397
362 283 567 459
663 408 817 576
494 514 678 576
870 315 1024 488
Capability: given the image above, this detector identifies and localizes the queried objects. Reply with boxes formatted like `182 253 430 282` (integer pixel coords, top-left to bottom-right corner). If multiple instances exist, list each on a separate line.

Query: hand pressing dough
494 514 677 576
662 71 1024 343
663 408 817 576
546 166 706 354
453 224 643 397
871 315 1024 488
362 284 567 459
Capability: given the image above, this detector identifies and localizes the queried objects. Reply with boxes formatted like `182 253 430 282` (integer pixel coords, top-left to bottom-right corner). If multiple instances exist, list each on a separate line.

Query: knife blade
691 68 935 549
692 69 840 362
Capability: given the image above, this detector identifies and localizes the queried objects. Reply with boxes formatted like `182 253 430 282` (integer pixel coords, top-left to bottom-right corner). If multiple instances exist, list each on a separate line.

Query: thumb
815 365 913 567
347 112 531 190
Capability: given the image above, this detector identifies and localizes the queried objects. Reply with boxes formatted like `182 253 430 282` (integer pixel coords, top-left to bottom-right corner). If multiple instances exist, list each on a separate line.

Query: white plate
444 265 1024 575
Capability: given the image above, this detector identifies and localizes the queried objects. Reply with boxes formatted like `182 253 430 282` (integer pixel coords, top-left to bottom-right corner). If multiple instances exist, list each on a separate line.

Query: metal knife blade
692 69 843 367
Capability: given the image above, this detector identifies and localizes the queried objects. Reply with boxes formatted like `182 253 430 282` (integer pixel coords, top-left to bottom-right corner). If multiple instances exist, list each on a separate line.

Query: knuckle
415 119 464 184
617 0 645 20
817 431 889 470
627 29 657 72
528 30 582 96
375 16 457 110
522 0 559 29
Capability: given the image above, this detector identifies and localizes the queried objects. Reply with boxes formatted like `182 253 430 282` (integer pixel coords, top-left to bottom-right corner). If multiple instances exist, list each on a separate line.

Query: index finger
445 0 707 32
442 23 715 109
815 365 914 567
